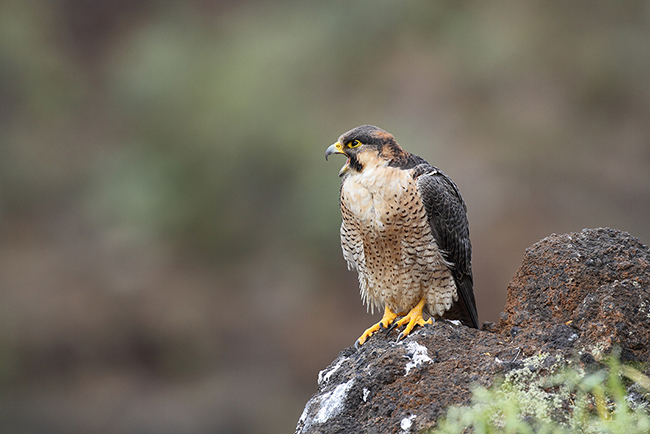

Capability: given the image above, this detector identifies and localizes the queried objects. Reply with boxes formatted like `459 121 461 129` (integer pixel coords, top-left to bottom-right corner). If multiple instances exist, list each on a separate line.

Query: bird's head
325 125 404 177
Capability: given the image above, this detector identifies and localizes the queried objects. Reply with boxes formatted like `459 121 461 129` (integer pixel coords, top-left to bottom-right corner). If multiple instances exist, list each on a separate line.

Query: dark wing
414 164 478 328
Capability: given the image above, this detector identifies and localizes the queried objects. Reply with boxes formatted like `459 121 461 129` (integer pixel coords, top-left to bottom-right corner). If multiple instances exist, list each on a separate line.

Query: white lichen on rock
400 414 417 433
318 357 347 386
298 378 355 432
403 341 433 375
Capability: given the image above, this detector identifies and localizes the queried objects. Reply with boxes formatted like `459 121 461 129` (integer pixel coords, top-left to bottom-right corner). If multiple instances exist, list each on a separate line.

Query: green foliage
432 355 650 434
2 0 650 261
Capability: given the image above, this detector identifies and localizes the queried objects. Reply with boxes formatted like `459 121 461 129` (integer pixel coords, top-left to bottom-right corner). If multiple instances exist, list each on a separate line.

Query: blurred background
1 0 649 432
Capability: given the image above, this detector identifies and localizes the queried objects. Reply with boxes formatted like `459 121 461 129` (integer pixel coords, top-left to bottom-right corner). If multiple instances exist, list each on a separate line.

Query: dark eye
349 139 362 148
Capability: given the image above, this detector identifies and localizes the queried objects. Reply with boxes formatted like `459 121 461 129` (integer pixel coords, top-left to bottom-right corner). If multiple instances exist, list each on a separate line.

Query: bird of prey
326 125 478 346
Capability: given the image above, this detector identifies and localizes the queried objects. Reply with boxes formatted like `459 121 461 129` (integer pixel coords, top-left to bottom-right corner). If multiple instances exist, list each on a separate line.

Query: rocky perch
296 228 650 434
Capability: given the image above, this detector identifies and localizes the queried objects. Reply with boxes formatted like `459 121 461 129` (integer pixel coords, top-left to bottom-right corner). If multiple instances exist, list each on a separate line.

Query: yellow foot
355 306 403 347
392 298 433 340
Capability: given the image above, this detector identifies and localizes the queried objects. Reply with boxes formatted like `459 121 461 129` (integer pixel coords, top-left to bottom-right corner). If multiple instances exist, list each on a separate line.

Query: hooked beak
325 142 345 160
325 142 350 177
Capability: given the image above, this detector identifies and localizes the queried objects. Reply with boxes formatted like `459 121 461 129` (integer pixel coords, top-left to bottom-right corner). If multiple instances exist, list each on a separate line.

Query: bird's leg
355 306 401 347
393 298 433 340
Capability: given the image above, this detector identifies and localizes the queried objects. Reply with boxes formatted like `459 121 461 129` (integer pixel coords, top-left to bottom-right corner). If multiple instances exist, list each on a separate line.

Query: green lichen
586 342 609 361
497 353 565 425
430 352 650 434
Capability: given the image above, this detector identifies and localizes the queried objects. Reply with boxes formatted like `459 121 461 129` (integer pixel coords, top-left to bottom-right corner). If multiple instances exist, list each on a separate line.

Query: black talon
386 321 402 333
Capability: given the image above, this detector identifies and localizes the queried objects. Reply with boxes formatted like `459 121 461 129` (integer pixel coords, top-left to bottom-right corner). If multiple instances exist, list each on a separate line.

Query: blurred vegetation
433 354 650 434
0 1 649 433
2 0 649 258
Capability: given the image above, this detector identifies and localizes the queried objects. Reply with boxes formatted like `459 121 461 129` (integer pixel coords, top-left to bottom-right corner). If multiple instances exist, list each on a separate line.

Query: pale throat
341 153 413 227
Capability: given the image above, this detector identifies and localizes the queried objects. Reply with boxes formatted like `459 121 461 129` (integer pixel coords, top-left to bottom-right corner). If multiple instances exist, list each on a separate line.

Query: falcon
326 125 478 346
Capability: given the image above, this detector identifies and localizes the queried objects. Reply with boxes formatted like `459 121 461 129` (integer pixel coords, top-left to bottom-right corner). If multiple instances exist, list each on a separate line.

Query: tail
441 272 478 328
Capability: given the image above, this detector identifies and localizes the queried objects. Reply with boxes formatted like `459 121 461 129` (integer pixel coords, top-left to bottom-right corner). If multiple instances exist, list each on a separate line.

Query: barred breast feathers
339 162 456 315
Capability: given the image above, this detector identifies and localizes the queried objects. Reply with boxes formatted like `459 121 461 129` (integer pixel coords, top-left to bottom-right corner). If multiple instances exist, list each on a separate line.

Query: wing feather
414 165 478 328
